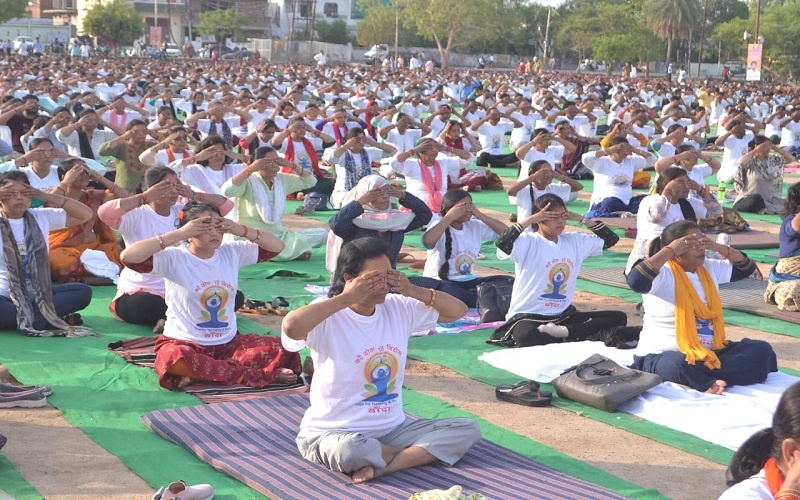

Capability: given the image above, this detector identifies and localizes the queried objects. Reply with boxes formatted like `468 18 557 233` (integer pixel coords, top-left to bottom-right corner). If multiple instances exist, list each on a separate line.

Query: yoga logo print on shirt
359 350 399 404
296 152 311 171
197 285 230 330
491 134 502 149
540 261 571 301
613 174 630 186
454 252 475 276
697 319 714 348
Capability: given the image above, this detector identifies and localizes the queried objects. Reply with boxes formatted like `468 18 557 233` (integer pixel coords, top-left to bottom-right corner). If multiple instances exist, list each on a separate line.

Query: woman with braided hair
416 190 508 307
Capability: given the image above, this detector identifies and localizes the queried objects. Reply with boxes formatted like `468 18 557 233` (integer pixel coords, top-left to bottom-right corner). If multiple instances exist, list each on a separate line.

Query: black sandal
495 380 552 407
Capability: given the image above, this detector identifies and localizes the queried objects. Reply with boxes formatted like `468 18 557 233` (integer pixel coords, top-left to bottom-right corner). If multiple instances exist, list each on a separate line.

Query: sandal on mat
266 296 290 316
495 380 552 407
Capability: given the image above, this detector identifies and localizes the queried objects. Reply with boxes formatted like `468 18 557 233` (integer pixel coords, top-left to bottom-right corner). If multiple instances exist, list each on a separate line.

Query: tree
196 8 249 44
82 0 145 52
356 0 395 49
402 0 504 68
556 0 639 65
0 0 28 25
316 19 351 44
644 0 703 63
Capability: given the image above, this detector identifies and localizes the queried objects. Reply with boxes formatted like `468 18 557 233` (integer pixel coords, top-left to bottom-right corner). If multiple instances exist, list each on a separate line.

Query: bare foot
297 251 312 261
472 185 482 192
152 319 166 334
705 380 727 395
296 192 305 200
275 368 297 384
352 465 375 483
176 376 193 389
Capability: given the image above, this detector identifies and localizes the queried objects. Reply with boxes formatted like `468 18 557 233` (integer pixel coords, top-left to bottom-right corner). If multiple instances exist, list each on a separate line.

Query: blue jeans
408 276 507 308
0 283 92 331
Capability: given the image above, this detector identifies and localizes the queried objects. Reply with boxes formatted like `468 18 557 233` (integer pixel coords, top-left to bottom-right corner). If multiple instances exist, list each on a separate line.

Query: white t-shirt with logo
114 204 185 296
281 295 438 437
422 216 497 281
389 157 464 209
635 259 732 356
582 153 647 206
476 122 514 155
0 209 66 298
507 231 603 317
152 241 257 346
509 112 542 150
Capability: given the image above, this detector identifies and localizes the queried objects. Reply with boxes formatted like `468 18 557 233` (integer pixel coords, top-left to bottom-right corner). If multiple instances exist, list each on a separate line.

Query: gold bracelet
426 288 436 308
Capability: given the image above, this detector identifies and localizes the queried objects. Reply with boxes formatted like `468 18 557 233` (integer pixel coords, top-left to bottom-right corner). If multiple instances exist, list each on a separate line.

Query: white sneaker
153 481 214 500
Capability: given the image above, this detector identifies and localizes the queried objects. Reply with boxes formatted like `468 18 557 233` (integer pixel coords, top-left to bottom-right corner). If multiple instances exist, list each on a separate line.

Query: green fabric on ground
0 456 42 499
402 389 665 500
407 329 735 466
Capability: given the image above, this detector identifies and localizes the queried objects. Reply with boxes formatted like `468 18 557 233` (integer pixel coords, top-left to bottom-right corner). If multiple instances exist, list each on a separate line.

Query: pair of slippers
495 380 552 407
240 297 290 316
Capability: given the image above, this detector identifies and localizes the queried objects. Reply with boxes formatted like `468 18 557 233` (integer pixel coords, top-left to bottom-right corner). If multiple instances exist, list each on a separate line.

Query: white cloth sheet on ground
478 341 797 451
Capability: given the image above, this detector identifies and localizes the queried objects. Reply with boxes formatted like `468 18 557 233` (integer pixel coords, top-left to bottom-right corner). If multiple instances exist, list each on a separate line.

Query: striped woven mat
142 392 628 500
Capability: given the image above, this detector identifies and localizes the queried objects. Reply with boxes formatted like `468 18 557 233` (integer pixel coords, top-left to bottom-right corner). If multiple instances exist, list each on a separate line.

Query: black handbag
552 353 662 412
476 277 514 323
303 192 331 211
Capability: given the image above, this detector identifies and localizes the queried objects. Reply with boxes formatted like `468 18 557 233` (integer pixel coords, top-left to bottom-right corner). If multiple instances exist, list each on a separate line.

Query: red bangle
665 246 677 259
723 245 732 260
254 229 261 243
156 234 166 250
242 226 249 239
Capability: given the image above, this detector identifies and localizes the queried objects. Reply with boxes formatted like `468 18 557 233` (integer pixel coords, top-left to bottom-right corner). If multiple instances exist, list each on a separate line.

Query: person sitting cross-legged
281 237 481 483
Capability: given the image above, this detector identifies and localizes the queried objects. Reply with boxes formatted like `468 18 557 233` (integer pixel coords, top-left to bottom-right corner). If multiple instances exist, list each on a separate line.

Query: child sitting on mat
120 200 300 390
282 237 480 483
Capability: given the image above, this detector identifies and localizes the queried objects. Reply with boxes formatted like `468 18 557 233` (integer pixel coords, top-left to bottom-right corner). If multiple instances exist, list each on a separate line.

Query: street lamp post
394 1 405 64
542 7 551 68
27 1 33 37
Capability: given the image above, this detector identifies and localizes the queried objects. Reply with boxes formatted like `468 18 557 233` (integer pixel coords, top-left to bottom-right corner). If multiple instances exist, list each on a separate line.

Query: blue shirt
779 215 800 258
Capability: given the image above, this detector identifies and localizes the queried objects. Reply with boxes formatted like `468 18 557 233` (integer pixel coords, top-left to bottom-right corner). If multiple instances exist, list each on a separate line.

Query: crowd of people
2 51 800 490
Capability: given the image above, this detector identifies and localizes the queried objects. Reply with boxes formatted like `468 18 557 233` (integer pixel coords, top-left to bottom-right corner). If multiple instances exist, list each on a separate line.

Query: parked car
724 60 747 77
164 43 182 58
13 36 34 51
364 44 389 65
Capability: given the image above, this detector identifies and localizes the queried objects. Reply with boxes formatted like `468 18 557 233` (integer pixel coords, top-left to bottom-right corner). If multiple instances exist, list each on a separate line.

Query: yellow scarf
667 260 728 369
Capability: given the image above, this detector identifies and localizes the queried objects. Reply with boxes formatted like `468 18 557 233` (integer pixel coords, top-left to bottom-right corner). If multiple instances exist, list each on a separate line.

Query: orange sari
49 189 122 283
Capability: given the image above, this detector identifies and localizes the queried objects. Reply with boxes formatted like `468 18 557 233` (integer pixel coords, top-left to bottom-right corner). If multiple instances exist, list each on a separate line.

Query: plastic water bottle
717 182 728 202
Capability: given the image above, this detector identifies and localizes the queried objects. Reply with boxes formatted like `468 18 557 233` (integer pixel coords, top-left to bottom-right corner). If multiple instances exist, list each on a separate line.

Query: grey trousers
296 417 482 474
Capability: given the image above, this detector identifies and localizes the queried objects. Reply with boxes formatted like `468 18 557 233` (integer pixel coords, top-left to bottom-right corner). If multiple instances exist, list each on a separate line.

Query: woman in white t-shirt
507 159 582 223
98 166 235 333
627 220 776 394
720 381 800 500
489 194 628 347
120 200 299 390
281 237 479 483
419 190 508 307
0 171 94 335
172 135 249 195
653 144 720 197
625 167 723 273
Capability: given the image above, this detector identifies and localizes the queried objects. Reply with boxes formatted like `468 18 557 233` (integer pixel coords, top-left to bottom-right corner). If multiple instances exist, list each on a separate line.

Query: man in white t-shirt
778 109 800 158
582 137 654 217
281 238 480 482
715 120 756 184
471 107 522 168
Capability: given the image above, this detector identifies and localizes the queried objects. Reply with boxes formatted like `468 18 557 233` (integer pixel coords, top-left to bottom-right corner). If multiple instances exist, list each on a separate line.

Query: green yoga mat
407 329 736 466
0 456 42 500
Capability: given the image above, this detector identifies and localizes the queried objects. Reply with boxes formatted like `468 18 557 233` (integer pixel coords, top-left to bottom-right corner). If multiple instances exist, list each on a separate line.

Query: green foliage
708 0 749 26
593 27 665 64
82 0 145 46
643 0 702 61
760 0 800 76
402 0 504 67
315 19 352 44
0 0 29 25
556 0 639 61
356 0 396 48
196 8 249 43
711 16 750 60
